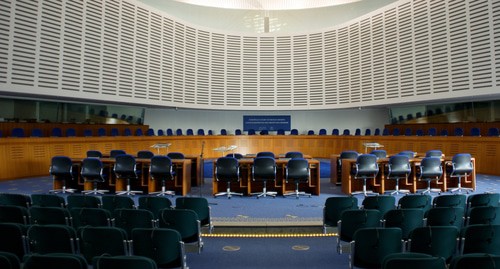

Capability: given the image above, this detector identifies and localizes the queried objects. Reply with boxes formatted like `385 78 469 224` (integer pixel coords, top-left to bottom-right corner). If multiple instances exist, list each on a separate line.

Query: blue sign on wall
243 115 291 131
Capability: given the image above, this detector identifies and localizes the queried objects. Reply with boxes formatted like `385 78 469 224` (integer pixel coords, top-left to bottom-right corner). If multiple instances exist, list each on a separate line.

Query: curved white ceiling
171 0 362 10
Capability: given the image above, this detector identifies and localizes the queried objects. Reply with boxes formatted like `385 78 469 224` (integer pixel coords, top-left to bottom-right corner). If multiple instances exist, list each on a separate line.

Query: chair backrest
166 129 174 136
468 206 500 225
131 228 182 269
256 151 275 158
78 226 129 263
226 153 244 159
432 194 467 208
387 155 411 178
49 156 74 178
110 128 119 136
0 193 32 208
66 194 101 210
0 205 29 225
146 128 155 136
27 224 77 254
307 130 315 135
351 227 403 269
252 157 276 182
382 128 390 135
471 127 481 136
65 128 76 137
110 150 126 158
392 128 400 136
197 129 205 135
135 128 144 136
487 127 500 137
384 208 425 240
31 194 65 208
339 151 359 160
97 128 106 136
260 130 269 135
408 226 459 263
247 129 256 135
220 129 227 135
10 128 25 138
419 157 443 179
86 150 102 158
364 129 372 136
383 252 447 269
138 196 173 219
93 255 158 269
235 129 242 135
342 129 351 135
158 209 201 245
70 207 112 228
454 127 464 136
362 195 396 217
449 253 500 269
0 251 20 269
370 149 387 159
354 128 361 136
123 128 132 136
0 223 28 259
290 129 298 135
149 156 173 181
83 129 93 137
338 209 381 243
23 253 88 269
285 158 309 183
137 150 154 159
461 224 500 255
101 195 136 215
426 206 465 230
29 206 71 225
277 129 285 135
186 129 194 135
285 151 303 159
352 154 379 178
397 151 415 158
398 194 432 214
318 129 327 135
323 196 359 228
80 158 104 182
167 152 185 159
113 208 155 238
31 128 43 137
215 157 239 182
425 150 443 158
175 197 211 228
440 129 449 136
113 154 137 178
451 153 473 175
467 193 500 209
176 129 183 135
332 128 340 135
428 127 438 136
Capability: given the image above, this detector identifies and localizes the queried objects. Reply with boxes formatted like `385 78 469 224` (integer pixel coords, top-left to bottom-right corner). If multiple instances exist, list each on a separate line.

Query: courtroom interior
0 0 500 268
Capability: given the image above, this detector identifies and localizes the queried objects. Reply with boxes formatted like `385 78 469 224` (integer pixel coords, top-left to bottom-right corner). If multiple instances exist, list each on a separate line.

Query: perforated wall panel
0 0 499 110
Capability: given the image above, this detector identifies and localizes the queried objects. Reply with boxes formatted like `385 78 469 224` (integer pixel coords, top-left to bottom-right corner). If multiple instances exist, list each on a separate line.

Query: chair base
49 187 76 194
449 187 473 193
251 191 277 198
214 191 243 199
283 190 311 199
116 190 143 195
350 190 378 197
386 189 410 196
81 189 109 195
418 188 441 194
149 190 176 196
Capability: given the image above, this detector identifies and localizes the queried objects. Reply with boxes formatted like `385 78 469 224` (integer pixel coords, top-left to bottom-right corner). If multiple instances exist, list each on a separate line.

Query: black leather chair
49 156 77 193
149 156 175 196
350 154 379 196
448 153 474 193
81 158 109 195
337 151 359 185
251 157 277 198
86 150 103 158
113 154 142 195
418 157 443 194
285 151 303 159
110 150 126 158
214 157 242 199
137 150 154 159
167 152 185 160
385 155 411 195
256 151 275 158
284 158 311 198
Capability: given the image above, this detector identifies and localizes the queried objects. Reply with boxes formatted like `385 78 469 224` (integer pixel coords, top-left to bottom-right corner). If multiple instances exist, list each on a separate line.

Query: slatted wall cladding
0 0 499 110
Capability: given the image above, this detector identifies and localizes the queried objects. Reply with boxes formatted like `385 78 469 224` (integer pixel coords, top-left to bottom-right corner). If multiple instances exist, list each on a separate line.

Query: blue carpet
186 235 346 269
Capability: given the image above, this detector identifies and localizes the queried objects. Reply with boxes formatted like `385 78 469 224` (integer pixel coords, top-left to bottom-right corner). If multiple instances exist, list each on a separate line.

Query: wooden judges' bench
331 154 476 195
57 157 193 196
212 157 321 196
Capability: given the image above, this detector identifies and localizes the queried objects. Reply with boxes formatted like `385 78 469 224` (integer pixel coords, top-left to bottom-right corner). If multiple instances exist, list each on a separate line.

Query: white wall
144 107 390 135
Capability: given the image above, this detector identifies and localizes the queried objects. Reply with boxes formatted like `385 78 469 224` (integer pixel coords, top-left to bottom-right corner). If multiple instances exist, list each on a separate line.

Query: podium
150 143 171 154
363 142 383 153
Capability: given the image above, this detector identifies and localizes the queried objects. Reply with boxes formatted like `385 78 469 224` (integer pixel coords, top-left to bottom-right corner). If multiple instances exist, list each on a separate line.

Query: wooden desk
338 157 476 195
65 158 192 196
212 158 320 196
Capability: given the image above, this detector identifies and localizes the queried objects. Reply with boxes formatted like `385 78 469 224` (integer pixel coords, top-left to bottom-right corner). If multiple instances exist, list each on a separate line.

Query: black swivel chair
214 157 242 199
385 155 411 195
418 157 443 194
137 150 154 159
80 158 109 195
167 152 185 160
86 150 103 158
49 156 77 193
110 150 126 158
285 151 303 159
256 151 275 158
251 157 277 198
337 151 359 185
113 154 142 195
283 158 311 199
350 154 379 196
425 150 443 158
149 156 175 196
448 153 474 193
